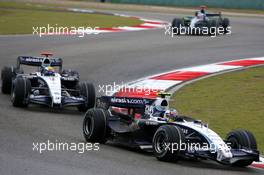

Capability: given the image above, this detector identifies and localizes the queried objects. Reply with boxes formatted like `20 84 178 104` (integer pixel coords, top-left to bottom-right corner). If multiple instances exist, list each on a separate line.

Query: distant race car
171 6 230 35
83 93 259 167
1 52 95 111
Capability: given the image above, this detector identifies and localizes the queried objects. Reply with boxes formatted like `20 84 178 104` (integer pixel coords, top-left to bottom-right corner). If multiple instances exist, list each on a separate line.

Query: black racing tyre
1 66 15 94
11 77 31 107
222 18 230 34
226 129 257 167
83 108 110 143
77 82 96 112
153 125 185 162
171 18 183 35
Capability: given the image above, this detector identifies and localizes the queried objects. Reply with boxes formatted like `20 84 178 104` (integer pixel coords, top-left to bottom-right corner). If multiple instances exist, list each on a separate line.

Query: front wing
29 95 85 107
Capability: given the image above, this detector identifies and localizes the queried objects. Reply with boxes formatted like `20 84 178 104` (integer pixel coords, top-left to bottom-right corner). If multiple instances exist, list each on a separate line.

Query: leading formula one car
83 93 259 167
1 52 95 111
171 6 230 35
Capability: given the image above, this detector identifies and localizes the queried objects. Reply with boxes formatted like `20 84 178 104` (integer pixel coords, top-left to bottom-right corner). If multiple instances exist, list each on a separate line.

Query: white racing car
1 52 95 111
83 93 259 166
171 6 230 35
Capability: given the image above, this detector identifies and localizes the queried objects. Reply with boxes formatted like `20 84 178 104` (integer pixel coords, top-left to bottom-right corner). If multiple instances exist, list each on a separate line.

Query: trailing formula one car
83 93 259 167
171 6 230 35
1 52 95 111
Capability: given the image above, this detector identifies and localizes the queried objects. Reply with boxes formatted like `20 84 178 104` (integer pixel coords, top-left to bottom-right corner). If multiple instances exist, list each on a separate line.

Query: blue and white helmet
150 98 169 117
165 109 178 118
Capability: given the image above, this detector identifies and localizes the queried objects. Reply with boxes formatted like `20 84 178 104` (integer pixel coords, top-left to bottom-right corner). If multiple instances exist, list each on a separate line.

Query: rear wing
17 56 63 71
206 13 221 17
98 96 155 109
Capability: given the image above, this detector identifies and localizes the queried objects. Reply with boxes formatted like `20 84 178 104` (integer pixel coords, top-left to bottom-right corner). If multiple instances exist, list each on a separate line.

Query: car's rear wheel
77 82 96 112
1 66 16 94
83 108 110 143
222 18 230 34
11 77 31 107
153 125 185 162
226 129 257 167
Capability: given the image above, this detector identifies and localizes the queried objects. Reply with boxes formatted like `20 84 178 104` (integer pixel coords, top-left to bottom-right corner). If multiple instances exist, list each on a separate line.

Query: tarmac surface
0 10 264 175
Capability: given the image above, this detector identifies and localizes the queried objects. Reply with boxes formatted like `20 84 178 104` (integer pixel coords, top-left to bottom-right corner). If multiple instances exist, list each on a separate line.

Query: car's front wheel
11 77 31 107
1 66 16 94
226 129 257 167
222 18 230 34
153 125 185 162
77 82 96 112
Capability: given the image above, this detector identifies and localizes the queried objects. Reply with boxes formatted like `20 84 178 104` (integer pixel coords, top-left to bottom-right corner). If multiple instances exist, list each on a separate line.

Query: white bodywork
37 72 62 105
145 96 232 161
148 115 233 162
176 121 233 161
190 12 208 28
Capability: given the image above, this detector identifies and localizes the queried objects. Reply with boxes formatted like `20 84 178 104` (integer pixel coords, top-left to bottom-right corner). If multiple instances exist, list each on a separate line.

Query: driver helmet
200 5 207 14
165 109 178 118
44 66 55 76
152 98 168 117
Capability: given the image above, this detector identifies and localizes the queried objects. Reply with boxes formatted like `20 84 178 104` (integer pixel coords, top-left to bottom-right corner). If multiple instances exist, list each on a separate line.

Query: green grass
69 0 264 14
171 66 264 154
0 2 58 10
0 2 142 35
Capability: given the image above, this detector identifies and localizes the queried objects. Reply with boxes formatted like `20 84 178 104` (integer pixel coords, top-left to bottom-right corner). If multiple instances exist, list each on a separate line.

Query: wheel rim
154 132 167 153
228 137 239 149
11 85 15 102
84 115 93 136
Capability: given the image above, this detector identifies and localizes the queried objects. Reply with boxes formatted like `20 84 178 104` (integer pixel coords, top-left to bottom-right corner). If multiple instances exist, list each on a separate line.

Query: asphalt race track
0 10 264 175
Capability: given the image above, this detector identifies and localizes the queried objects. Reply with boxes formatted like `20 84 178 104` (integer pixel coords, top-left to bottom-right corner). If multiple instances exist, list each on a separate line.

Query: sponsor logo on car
110 97 144 105
24 57 42 62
